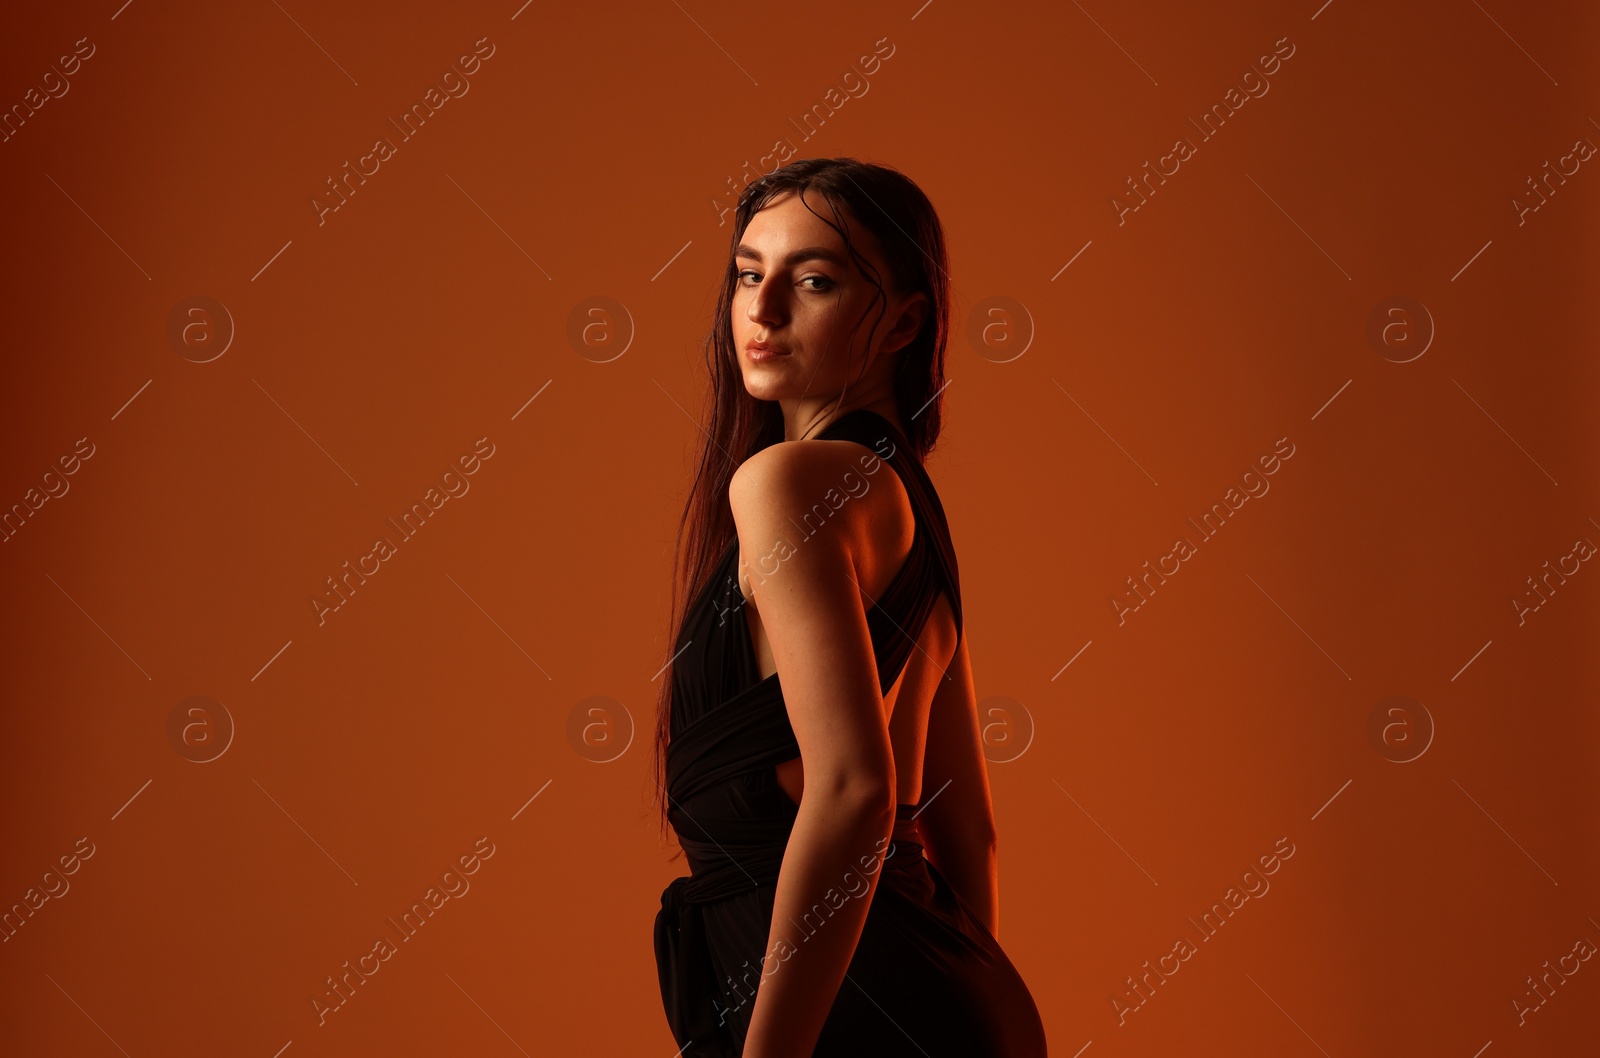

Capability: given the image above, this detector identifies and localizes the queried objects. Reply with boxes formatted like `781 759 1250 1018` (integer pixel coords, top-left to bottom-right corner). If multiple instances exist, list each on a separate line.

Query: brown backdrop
2 1 1596 1055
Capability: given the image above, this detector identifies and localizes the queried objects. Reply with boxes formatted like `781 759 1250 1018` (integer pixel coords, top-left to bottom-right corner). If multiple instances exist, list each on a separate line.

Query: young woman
653 157 1047 1057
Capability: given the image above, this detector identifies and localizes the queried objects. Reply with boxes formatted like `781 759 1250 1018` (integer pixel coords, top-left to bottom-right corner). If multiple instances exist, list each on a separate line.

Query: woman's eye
736 270 833 291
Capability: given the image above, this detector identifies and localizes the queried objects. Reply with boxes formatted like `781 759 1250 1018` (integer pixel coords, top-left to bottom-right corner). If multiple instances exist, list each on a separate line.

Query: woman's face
731 190 922 410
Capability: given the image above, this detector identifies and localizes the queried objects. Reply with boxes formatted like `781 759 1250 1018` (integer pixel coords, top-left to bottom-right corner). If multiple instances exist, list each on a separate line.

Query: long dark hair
650 157 952 844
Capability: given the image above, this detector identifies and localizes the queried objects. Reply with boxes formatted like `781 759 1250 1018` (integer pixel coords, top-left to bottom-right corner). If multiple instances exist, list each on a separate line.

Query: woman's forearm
926 837 999 937
741 785 896 1058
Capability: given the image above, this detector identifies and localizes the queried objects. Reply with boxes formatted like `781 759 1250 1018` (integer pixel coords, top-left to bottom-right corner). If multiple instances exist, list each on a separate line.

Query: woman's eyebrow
735 244 849 268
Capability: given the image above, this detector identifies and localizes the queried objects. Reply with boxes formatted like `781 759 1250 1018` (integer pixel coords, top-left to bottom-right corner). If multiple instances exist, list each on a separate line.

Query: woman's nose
747 281 785 326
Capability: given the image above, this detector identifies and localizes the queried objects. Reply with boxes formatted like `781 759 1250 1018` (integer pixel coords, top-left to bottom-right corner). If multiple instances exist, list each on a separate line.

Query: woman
653 157 1047 1057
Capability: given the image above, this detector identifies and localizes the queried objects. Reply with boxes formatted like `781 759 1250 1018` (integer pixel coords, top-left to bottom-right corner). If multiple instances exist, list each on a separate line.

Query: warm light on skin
732 189 926 442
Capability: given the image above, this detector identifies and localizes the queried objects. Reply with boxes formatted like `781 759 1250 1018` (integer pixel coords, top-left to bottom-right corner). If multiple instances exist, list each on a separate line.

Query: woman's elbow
809 767 897 817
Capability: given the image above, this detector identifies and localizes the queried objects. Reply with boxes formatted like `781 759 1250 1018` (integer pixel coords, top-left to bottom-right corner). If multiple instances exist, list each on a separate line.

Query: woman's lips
745 342 789 361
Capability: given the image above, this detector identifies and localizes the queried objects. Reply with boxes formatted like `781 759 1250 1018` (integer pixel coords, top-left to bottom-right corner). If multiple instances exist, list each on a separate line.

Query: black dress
654 408 1048 1057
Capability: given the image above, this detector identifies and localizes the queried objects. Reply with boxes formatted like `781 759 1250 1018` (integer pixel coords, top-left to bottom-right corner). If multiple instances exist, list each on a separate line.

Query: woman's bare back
735 437 963 810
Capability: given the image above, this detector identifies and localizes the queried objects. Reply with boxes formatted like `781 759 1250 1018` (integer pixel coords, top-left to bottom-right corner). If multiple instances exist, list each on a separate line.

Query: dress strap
816 409 964 667
816 409 963 638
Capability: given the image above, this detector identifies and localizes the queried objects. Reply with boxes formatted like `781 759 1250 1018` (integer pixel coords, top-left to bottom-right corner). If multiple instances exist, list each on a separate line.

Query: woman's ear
885 291 928 356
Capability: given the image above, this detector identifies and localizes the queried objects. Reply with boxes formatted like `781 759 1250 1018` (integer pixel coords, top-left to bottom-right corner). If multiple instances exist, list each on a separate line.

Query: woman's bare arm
915 630 1002 936
729 442 899 1058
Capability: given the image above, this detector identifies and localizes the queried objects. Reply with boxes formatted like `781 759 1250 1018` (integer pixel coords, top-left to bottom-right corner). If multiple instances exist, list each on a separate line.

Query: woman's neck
783 395 904 443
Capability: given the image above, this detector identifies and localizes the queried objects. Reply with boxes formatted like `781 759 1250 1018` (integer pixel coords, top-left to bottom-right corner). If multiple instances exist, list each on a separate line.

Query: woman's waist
672 816 925 905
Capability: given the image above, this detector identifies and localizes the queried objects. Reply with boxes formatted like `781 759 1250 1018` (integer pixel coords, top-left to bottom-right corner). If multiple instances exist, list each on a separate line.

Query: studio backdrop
1 1 1595 1055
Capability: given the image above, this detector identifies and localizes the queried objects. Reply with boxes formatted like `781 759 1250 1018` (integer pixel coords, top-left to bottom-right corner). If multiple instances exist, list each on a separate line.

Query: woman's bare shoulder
730 438 913 582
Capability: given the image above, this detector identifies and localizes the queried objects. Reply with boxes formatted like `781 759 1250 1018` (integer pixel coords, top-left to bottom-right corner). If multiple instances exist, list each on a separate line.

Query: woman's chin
740 369 795 400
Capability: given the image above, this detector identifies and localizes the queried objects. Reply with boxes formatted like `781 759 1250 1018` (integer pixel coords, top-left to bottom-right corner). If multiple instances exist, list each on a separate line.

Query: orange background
2 1 1597 1055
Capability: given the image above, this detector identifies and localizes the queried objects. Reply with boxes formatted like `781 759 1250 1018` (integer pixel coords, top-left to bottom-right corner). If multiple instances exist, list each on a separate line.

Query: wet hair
649 156 951 845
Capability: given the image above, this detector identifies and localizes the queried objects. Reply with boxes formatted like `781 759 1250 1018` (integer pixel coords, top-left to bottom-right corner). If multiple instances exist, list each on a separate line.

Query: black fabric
655 408 1047 1056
